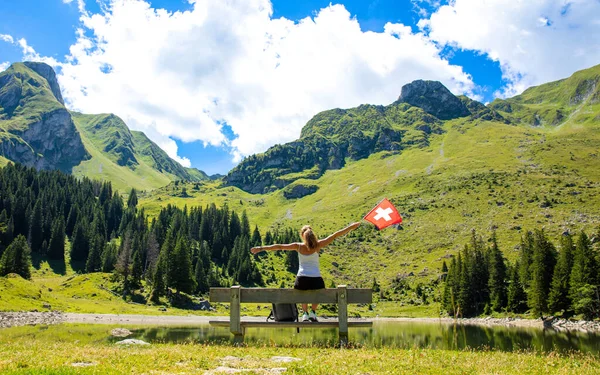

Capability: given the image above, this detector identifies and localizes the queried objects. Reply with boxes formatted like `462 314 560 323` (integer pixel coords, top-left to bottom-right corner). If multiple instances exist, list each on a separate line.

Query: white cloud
0 34 15 43
0 62 10 72
0 33 60 68
62 0 87 14
419 0 600 98
50 0 474 166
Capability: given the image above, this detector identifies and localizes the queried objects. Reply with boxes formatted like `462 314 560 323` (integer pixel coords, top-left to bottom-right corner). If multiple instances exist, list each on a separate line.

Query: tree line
0 163 300 301
442 229 600 319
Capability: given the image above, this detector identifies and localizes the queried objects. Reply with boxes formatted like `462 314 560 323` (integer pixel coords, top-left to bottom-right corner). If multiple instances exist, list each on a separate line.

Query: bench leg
233 333 244 345
339 332 348 347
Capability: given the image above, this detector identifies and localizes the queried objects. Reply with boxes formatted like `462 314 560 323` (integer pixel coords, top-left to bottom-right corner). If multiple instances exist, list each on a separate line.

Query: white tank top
297 251 321 277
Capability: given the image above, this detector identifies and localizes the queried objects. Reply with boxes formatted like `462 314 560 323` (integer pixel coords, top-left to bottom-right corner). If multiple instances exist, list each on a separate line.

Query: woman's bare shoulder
297 244 321 256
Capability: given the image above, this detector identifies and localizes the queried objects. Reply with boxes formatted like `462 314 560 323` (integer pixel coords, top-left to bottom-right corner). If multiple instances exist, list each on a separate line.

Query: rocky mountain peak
398 80 470 120
22 62 64 105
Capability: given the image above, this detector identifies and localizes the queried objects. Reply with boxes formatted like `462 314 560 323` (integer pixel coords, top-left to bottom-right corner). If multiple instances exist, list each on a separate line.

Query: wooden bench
209 285 373 344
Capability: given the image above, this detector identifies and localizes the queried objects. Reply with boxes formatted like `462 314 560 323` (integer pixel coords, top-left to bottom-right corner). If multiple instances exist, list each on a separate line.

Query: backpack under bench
208 285 373 344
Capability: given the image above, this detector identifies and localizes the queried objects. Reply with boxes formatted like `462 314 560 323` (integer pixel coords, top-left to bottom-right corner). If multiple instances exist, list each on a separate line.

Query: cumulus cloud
419 0 600 98
51 0 475 165
0 62 10 72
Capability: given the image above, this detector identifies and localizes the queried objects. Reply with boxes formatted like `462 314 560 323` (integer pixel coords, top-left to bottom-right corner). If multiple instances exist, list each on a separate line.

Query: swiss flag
364 198 402 230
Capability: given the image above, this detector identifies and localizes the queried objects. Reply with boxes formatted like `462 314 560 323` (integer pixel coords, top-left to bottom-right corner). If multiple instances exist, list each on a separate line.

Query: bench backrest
210 287 372 304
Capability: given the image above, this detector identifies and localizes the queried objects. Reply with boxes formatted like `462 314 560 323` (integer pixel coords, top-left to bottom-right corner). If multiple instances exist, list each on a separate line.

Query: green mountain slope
225 79 506 194
0 62 208 190
142 64 600 296
489 63 600 126
71 112 208 191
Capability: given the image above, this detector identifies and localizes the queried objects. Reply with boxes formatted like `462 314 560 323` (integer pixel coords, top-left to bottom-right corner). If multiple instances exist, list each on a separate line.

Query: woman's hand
250 247 263 254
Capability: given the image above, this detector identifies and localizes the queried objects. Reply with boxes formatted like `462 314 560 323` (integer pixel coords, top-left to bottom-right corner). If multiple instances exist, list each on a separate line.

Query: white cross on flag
363 198 402 230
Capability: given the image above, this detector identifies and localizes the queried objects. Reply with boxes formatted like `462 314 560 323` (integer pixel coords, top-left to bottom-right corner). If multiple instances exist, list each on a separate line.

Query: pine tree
528 229 557 317
115 233 133 296
264 230 273 245
151 254 167 303
127 188 138 209
488 232 507 312
569 231 599 319
195 256 209 294
251 225 262 247
442 256 460 316
65 206 78 237
169 236 196 294
131 250 143 288
285 250 299 273
457 246 473 317
0 235 32 279
28 201 43 253
519 231 535 289
70 222 90 262
548 232 575 314
241 211 251 237
507 261 528 313
85 234 103 272
101 242 118 272
144 231 160 279
47 217 65 260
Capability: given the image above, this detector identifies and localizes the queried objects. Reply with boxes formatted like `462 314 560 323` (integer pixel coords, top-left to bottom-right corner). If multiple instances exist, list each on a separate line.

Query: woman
250 222 361 322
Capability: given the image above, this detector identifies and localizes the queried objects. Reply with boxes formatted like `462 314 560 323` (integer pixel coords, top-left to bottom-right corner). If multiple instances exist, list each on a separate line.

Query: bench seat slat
209 320 373 328
210 288 372 304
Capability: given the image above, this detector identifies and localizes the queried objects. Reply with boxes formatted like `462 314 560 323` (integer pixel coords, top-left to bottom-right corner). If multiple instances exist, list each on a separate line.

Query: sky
1 0 599 175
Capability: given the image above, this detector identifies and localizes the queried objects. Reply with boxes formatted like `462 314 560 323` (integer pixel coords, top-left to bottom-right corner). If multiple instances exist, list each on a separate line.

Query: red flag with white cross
363 198 402 230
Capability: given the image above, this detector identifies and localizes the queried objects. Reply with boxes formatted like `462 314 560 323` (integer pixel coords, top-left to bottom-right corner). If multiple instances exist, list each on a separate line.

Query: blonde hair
301 225 318 250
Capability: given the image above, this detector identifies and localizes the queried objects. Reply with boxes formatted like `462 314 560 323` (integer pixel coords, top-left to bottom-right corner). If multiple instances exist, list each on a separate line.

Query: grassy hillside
140 115 600 297
71 112 208 192
490 63 600 126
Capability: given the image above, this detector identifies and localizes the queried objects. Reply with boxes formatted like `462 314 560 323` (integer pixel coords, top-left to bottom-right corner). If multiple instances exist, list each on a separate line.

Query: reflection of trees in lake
124 323 600 353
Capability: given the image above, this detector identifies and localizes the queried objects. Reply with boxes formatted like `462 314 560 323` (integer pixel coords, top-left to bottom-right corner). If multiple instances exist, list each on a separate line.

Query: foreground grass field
0 324 598 375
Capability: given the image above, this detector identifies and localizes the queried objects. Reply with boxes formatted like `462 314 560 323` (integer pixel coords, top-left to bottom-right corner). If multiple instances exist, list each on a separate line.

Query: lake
113 321 600 354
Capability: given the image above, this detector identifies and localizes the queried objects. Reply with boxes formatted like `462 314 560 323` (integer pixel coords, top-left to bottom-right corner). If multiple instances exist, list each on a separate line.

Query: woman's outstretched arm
318 222 361 248
250 243 301 254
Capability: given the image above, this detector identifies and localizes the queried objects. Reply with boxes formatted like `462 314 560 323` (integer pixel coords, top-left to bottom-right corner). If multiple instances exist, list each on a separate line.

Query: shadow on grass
31 253 67 275
69 259 85 274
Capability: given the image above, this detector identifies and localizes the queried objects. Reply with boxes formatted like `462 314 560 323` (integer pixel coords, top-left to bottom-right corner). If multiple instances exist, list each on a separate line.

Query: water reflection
114 322 600 354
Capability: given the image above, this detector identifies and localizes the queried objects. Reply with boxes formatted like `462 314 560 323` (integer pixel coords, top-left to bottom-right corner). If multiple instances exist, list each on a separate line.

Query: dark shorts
294 276 325 290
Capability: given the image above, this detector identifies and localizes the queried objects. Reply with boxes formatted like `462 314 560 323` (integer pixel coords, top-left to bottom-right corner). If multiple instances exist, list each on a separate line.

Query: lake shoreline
2 311 600 332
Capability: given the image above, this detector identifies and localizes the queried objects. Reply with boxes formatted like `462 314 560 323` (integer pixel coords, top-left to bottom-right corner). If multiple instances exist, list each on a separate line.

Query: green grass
0 324 599 374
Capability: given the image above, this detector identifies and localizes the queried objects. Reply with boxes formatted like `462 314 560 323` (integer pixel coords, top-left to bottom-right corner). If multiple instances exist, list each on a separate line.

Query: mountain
142 63 600 298
225 79 506 194
0 62 207 190
489 64 600 126
71 112 207 191
0 62 89 172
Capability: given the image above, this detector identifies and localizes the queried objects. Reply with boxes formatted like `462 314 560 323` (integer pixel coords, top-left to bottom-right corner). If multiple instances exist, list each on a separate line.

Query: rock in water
111 328 133 337
115 339 150 346
398 80 470 120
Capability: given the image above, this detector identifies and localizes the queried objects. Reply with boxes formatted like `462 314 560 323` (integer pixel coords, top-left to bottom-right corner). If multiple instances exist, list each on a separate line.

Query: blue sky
1 0 598 175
